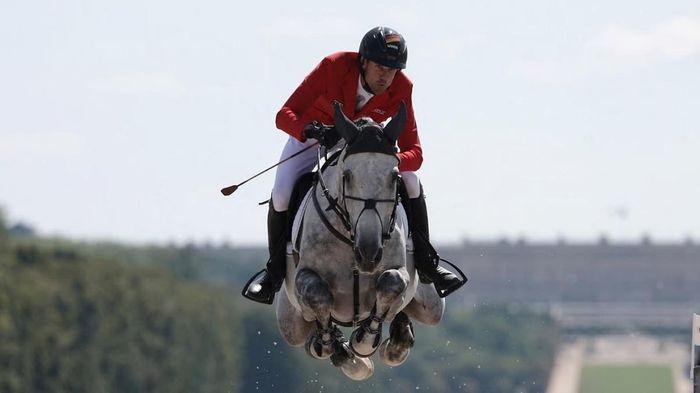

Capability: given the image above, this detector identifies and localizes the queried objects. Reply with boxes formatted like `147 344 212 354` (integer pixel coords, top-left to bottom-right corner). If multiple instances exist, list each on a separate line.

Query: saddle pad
290 187 314 253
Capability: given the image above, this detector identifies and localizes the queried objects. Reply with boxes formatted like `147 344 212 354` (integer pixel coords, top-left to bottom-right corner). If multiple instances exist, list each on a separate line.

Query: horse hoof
349 327 381 357
332 339 373 380
305 332 332 360
379 337 410 366
339 356 374 381
380 312 414 366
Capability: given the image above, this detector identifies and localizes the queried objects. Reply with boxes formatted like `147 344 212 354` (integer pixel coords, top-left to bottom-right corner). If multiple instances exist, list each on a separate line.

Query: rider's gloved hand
303 121 341 148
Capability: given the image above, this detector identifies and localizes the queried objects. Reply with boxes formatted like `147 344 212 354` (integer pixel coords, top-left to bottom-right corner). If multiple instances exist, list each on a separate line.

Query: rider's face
361 59 399 95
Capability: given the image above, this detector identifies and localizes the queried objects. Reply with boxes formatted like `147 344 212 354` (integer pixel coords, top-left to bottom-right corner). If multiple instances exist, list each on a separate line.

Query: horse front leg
350 268 408 357
295 268 337 359
296 268 374 380
378 282 445 367
379 311 415 366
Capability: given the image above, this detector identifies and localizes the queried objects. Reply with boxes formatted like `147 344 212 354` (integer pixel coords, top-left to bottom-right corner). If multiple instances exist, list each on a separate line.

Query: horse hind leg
276 285 314 347
403 282 445 326
379 311 415 366
350 269 408 357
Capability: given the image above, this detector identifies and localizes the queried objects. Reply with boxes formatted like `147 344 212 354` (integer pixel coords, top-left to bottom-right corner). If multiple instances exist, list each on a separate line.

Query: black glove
303 121 341 148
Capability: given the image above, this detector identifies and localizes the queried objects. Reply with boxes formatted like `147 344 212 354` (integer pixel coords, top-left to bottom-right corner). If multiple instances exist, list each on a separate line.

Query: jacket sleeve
275 57 330 141
396 94 423 172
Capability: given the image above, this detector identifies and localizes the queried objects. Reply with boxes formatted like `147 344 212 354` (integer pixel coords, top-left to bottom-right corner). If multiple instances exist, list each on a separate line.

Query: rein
315 147 352 234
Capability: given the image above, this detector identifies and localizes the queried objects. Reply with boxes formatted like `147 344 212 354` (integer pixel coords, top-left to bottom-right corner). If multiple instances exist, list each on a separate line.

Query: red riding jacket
275 51 423 172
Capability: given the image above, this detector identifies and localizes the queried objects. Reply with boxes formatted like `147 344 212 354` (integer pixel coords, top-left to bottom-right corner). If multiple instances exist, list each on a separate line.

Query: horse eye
343 170 353 181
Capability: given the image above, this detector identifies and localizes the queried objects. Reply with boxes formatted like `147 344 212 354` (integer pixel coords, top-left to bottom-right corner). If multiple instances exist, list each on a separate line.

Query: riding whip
220 141 319 196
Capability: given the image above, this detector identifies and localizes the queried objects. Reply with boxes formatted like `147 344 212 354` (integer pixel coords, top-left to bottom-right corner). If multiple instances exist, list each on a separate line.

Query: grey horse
275 101 445 380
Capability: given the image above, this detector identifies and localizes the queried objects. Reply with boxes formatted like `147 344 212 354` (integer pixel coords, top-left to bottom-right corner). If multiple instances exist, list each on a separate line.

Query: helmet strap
358 58 377 96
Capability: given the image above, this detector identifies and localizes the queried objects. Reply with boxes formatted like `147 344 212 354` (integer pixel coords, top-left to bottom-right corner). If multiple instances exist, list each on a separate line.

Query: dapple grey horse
275 101 445 380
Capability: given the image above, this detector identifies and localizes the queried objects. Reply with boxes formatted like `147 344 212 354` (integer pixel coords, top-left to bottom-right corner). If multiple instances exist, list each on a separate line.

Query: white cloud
90 72 185 96
587 17 700 59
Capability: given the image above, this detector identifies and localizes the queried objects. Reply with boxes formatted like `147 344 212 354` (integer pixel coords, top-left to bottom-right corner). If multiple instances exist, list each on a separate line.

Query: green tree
0 208 9 255
0 246 243 393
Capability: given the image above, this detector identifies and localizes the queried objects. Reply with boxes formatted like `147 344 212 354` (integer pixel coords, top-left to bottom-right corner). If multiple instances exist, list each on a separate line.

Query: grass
578 364 675 393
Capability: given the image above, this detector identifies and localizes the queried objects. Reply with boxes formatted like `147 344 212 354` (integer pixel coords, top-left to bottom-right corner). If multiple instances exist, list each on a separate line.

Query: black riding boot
242 203 287 304
410 193 463 297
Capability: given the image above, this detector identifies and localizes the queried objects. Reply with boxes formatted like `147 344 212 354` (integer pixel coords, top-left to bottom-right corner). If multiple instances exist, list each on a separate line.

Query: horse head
332 101 406 273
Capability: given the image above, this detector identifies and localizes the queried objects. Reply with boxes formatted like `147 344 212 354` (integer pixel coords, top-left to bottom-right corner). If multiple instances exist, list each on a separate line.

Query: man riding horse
244 26 465 304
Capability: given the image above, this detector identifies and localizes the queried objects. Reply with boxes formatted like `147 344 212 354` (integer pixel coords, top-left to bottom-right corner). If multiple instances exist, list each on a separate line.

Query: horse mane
344 119 399 157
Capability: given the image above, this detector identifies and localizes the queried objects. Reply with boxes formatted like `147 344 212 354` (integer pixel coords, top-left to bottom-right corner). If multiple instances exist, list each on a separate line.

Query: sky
1 0 699 246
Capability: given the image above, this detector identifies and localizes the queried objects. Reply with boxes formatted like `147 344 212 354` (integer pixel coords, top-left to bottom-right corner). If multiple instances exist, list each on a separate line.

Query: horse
275 101 445 380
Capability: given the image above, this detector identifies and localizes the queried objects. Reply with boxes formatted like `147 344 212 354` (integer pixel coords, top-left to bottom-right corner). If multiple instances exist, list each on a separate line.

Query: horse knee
376 270 408 301
295 268 333 310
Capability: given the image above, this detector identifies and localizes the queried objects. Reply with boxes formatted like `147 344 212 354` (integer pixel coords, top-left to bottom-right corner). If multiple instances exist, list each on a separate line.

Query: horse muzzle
353 243 384 273
351 208 386 272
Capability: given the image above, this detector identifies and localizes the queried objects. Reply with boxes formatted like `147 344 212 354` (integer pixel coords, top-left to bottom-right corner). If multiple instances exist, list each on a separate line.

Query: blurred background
1 0 699 392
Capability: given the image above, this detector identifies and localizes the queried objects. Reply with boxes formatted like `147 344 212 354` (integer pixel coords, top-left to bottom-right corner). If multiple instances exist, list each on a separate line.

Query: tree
0 208 8 253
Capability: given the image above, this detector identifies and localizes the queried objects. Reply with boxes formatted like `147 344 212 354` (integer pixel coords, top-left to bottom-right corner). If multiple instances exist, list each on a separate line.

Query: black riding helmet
358 26 407 69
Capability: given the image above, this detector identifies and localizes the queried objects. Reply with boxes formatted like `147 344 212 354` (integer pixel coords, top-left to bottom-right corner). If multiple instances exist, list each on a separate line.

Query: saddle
286 171 315 241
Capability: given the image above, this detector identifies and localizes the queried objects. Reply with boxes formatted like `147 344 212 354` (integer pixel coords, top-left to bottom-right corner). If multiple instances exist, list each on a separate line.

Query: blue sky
1 0 698 245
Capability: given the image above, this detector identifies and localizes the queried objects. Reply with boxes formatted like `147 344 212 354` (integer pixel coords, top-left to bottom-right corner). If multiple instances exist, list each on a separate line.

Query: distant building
442 241 700 331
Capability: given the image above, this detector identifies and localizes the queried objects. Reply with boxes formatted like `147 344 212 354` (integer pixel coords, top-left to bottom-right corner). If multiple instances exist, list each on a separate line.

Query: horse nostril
374 248 383 263
354 247 364 262
354 245 383 267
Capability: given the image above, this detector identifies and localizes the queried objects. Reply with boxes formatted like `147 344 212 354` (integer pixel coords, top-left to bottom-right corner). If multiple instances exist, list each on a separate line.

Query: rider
244 26 464 304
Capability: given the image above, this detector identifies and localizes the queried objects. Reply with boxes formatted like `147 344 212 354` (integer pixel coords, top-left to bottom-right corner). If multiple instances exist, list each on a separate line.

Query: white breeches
271 136 422 212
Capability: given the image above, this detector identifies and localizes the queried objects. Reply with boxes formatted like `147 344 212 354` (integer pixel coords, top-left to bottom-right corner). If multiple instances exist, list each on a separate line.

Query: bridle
314 145 401 248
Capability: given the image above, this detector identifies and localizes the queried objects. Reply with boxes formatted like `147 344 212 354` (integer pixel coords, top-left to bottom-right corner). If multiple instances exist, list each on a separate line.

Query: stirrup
242 269 276 304
434 259 468 298
413 230 468 298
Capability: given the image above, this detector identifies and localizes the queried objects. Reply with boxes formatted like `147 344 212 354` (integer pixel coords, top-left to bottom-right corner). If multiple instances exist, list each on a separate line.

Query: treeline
0 228 241 392
0 213 559 393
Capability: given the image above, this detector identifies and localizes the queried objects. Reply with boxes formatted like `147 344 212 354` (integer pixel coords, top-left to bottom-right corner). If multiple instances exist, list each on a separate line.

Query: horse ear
383 101 407 142
333 100 359 142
